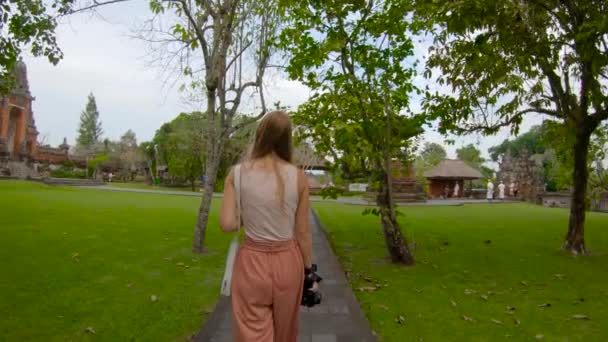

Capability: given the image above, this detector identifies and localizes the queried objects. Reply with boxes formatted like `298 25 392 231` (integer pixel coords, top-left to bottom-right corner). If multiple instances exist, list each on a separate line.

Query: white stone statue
453 182 460 197
486 181 494 200
509 182 515 197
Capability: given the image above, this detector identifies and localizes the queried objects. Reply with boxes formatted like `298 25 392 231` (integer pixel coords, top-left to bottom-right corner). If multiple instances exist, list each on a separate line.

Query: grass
104 182 201 193
314 202 608 342
0 181 231 342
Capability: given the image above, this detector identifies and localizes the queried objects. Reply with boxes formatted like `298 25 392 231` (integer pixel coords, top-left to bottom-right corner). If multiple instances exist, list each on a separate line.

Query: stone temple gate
0 60 38 161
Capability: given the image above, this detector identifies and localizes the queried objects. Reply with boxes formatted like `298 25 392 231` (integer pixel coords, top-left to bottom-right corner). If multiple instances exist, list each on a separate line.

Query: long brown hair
248 110 294 205
250 110 293 162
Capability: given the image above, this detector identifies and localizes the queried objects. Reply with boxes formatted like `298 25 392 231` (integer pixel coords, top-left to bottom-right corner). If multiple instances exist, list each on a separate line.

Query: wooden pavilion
424 159 484 199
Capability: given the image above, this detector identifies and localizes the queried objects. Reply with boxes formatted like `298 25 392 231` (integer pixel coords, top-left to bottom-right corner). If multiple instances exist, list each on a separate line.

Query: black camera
301 264 323 307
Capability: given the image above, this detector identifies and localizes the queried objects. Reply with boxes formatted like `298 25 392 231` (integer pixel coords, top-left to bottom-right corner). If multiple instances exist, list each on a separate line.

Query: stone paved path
192 211 376 342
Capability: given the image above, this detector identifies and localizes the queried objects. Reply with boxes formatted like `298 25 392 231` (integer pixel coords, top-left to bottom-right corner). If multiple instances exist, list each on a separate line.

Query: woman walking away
219 111 318 342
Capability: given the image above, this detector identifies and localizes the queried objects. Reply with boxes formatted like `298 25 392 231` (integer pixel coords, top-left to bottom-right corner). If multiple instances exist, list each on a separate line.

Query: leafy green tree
116 129 140 181
488 125 547 162
76 93 103 150
418 142 447 168
414 142 447 193
280 0 427 265
139 141 157 184
153 113 205 191
0 0 72 93
418 0 608 254
457 144 485 169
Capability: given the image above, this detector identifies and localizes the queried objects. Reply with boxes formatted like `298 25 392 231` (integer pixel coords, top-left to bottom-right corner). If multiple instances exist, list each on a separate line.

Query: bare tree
66 0 279 252
142 0 279 252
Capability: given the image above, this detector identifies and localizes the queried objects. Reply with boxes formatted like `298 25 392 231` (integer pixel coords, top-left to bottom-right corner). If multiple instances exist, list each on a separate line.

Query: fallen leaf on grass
462 315 475 322
175 262 185 267
537 303 551 308
358 286 378 292
414 288 423 293
432 264 439 269
464 289 477 295
126 283 133 288
573 298 584 305
569 314 590 320
520 281 529 286
553 274 566 280
395 315 406 324
450 299 457 307
72 253 80 263
481 295 488 301
535 334 544 340
163 257 171 261
514 318 521 326
441 284 447 289
491 319 503 325
379 305 389 311
150 295 158 302
85 327 96 334
506 306 516 311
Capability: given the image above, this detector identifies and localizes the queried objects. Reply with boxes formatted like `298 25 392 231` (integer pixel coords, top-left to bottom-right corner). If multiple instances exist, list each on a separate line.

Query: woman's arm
295 169 313 268
219 168 238 232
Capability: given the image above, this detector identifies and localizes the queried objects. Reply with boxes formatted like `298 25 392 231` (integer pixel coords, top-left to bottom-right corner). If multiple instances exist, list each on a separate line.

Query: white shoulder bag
220 164 242 296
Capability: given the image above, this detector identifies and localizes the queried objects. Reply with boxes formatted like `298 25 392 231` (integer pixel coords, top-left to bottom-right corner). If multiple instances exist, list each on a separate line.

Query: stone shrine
497 149 544 202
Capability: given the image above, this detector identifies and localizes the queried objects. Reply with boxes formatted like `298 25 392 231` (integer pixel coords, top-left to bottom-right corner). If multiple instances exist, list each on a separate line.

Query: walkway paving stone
193 211 376 342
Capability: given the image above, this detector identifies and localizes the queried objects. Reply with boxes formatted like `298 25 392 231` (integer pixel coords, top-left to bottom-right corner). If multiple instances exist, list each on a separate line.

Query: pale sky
23 3 545 165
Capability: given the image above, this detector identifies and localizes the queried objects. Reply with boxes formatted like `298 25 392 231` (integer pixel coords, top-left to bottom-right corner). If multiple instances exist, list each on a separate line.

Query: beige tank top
240 162 299 241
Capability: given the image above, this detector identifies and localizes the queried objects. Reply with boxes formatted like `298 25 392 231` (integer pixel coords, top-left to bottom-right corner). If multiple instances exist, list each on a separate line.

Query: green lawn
314 202 608 342
105 182 201 193
0 181 230 341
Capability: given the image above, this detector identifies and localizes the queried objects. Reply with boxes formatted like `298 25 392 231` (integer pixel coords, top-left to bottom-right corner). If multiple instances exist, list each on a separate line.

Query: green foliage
0 0 72 93
153 112 205 186
419 1 608 136
152 112 254 188
76 93 103 149
488 125 547 162
417 142 447 168
50 167 86 179
456 144 484 167
279 0 427 193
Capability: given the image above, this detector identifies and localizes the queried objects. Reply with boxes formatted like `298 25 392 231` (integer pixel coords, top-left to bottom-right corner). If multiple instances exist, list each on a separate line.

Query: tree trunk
192 134 224 253
563 125 591 255
376 170 415 265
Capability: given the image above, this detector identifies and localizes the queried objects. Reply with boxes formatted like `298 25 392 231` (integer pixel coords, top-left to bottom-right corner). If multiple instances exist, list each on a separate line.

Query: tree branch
64 0 134 15
225 39 253 72
178 0 210 66
460 107 555 134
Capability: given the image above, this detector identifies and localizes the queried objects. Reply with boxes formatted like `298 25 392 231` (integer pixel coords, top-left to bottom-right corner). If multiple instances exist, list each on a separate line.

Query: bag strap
234 164 242 233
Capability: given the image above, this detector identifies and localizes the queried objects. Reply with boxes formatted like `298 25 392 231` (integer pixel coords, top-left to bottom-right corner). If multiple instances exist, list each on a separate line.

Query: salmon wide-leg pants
231 238 305 342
